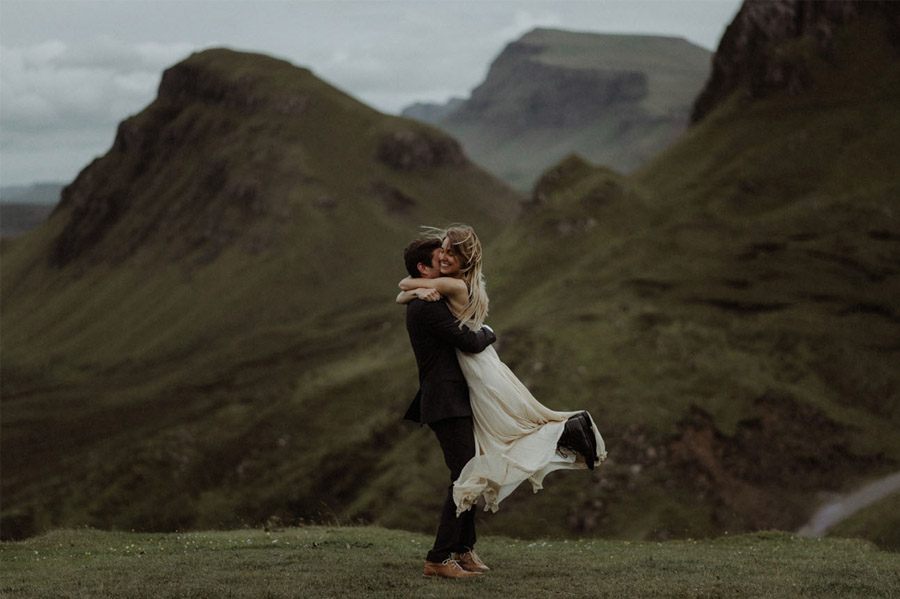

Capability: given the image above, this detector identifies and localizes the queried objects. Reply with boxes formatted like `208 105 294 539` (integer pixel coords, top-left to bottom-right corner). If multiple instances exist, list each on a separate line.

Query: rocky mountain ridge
402 28 711 190
47 49 511 269
3 3 899 548
446 38 649 132
692 0 900 122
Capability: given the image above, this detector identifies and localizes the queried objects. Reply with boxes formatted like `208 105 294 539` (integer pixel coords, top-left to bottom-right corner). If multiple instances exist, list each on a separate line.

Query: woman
397 224 607 516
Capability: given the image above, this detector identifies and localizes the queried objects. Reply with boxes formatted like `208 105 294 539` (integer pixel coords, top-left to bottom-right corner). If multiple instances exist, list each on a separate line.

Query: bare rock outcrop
449 40 649 133
376 130 466 171
692 0 900 123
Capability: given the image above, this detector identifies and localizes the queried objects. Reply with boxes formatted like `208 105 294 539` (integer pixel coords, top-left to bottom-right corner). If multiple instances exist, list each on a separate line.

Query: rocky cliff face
50 54 317 267
448 40 649 134
692 0 900 122
47 49 509 269
402 29 710 191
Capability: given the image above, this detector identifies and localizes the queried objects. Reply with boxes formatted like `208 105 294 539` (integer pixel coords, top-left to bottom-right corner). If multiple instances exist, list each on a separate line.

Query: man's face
417 247 442 279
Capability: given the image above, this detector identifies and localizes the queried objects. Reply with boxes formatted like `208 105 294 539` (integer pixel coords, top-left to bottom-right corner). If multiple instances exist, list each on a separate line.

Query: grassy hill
2 526 898 598
0 48 520 540
405 28 711 191
828 492 900 551
471 11 900 542
2 6 899 549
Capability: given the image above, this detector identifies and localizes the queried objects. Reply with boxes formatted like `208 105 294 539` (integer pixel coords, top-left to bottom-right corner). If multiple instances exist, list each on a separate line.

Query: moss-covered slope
0 48 520 539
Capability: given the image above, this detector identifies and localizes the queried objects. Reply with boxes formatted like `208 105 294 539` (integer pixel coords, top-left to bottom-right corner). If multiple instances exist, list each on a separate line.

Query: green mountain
478 1 900 540
0 48 519 539
3 1 899 549
403 28 711 191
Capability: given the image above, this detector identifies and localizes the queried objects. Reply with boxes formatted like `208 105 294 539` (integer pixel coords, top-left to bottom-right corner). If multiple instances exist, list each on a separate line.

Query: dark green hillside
829 493 900 550
406 28 711 191
0 48 520 539
471 9 900 540
3 2 899 547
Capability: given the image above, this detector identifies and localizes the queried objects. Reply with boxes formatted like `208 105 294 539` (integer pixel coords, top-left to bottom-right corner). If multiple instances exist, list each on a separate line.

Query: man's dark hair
403 238 441 278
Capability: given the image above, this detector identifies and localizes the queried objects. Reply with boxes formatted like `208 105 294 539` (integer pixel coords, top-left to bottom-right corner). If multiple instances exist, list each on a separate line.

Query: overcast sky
0 0 742 187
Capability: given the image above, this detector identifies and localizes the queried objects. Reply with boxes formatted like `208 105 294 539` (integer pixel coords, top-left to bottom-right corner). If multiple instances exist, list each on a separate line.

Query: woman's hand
413 288 441 302
395 288 441 304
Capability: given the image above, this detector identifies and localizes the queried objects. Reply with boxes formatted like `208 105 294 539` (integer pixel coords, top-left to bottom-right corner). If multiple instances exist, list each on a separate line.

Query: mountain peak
46 48 514 269
692 0 900 123
155 48 358 119
518 27 693 47
414 29 709 190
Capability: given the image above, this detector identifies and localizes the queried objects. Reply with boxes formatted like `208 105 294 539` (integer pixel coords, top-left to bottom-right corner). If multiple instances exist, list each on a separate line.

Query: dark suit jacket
403 299 496 424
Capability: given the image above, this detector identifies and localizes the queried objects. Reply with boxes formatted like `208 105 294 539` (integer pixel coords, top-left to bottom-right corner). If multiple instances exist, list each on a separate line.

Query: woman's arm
396 288 441 304
398 276 467 300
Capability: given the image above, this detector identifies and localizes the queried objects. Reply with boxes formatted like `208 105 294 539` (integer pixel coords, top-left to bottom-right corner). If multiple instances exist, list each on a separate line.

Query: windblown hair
422 223 489 328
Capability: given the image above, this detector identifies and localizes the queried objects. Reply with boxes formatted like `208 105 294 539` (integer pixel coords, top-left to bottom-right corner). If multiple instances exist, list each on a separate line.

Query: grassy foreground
1 526 897 598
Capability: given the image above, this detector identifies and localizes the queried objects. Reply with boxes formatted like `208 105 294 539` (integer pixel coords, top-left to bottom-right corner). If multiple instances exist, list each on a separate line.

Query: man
401 238 496 579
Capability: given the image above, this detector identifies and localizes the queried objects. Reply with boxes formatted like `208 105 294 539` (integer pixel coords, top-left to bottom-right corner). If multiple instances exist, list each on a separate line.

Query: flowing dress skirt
453 345 607 515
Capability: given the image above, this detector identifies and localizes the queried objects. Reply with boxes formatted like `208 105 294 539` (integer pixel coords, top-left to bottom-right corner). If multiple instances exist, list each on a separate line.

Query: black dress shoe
559 411 598 470
576 412 598 470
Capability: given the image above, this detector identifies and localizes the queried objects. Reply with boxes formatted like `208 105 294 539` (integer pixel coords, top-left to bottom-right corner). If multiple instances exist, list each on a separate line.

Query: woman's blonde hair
422 223 489 328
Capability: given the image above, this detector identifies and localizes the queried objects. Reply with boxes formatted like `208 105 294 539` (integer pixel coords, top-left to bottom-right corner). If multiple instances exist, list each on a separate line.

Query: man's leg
426 416 476 563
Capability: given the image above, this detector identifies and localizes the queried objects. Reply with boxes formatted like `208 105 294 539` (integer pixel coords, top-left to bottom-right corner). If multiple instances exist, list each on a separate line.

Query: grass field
1 526 898 598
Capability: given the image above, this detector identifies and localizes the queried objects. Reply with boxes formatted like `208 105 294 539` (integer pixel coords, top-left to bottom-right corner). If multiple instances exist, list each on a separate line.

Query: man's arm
420 300 496 353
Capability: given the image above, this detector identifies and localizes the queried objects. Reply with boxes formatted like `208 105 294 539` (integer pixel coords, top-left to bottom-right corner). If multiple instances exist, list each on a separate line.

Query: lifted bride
398 224 607 516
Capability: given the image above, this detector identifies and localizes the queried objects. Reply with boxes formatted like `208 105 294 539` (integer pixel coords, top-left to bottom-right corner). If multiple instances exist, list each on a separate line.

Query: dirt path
797 470 900 537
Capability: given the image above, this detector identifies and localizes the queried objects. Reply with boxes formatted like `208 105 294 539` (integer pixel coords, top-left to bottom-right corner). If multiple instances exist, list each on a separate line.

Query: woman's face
439 237 462 276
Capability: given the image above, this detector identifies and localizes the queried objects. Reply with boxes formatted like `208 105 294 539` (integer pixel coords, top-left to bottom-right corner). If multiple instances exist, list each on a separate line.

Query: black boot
558 411 598 470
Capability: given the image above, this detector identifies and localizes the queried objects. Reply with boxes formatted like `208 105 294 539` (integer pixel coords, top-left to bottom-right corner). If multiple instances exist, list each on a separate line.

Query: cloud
0 36 193 133
0 36 193 184
497 9 564 43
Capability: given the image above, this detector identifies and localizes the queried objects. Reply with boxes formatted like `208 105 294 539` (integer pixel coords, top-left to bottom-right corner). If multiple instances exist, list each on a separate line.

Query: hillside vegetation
0 49 519 540
2 5 898 549
475 12 900 542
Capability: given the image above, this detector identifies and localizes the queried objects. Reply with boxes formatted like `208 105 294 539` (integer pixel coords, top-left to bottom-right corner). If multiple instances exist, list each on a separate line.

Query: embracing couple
398 224 607 579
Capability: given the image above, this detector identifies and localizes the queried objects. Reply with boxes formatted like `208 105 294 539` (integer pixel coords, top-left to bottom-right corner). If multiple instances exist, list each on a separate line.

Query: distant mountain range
3 0 899 550
0 184 63 238
402 28 711 190
0 204 55 239
0 183 64 205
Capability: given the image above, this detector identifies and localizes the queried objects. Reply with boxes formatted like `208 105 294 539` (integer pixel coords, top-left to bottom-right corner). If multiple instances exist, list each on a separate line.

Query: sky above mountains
0 0 741 187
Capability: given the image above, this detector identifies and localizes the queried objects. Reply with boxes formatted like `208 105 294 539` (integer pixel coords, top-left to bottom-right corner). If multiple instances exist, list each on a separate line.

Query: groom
402 238 497 579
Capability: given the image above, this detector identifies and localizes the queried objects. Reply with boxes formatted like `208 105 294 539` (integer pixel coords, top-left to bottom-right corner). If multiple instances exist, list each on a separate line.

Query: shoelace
441 558 464 570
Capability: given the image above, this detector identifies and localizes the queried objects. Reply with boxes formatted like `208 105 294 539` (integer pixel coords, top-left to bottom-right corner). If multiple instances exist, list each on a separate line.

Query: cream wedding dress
452 338 607 516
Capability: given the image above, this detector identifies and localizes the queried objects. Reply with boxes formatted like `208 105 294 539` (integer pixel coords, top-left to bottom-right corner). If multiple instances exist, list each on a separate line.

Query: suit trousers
426 416 476 562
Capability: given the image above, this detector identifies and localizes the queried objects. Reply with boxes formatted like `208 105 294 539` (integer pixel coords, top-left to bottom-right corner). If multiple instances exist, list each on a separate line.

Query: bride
397 224 607 516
